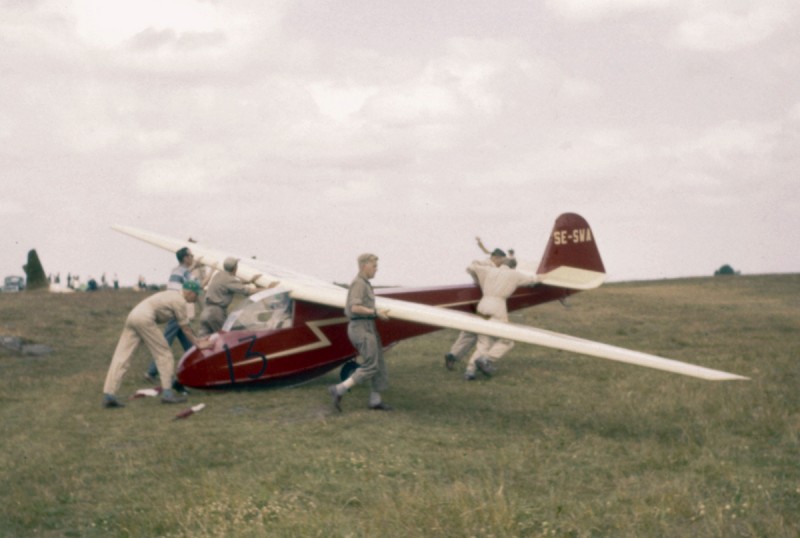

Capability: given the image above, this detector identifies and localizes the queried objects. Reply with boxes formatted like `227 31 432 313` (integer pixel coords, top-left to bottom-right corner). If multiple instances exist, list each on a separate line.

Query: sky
1 0 799 289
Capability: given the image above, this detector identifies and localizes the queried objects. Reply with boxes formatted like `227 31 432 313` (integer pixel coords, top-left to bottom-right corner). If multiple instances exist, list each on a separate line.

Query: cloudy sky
2 0 798 289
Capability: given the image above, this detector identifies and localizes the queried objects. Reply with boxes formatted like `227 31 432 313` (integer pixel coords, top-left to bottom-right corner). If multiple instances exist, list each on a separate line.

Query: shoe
172 381 189 395
464 373 476 381
161 389 187 404
368 402 393 411
476 358 496 377
143 372 158 384
328 385 342 412
444 353 457 371
102 394 124 408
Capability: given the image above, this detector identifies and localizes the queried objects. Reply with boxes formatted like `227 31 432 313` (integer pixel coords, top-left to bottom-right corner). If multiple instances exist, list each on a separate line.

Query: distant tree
23 250 49 290
714 264 739 276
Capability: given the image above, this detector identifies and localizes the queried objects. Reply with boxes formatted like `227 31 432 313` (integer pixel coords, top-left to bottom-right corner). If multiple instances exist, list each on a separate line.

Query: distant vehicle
3 276 26 292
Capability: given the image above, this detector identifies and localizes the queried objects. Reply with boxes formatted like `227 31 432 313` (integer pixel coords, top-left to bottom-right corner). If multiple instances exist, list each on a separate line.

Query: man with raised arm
463 249 540 380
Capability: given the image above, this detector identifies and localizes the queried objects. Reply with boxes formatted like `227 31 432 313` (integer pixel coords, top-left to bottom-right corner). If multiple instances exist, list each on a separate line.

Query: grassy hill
1 274 798 537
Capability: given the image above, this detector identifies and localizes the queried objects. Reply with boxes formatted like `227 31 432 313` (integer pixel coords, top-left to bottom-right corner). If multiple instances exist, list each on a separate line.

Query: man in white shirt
463 249 539 380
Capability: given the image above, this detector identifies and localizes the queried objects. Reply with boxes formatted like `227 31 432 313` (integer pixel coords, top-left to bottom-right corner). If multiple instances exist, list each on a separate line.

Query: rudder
536 213 606 290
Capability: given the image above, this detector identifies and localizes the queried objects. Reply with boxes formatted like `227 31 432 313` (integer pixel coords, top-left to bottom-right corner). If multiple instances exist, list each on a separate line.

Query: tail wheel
339 360 360 381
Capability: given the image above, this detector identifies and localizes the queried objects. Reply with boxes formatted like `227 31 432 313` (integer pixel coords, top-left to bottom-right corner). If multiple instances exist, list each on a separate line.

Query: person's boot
161 389 187 404
102 394 125 408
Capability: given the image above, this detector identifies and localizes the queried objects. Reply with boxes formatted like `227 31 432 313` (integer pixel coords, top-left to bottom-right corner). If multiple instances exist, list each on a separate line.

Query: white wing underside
112 225 748 382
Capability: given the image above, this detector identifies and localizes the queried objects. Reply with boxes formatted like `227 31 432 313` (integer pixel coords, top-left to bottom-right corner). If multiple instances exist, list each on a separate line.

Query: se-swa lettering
553 228 594 245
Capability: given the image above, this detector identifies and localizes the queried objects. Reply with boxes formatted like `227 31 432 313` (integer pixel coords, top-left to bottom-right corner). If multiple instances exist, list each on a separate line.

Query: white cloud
71 0 221 47
672 3 792 51
560 77 603 101
789 103 800 122
685 121 776 162
324 179 382 203
546 0 669 20
429 37 544 115
307 82 378 121
361 84 460 126
134 129 183 153
0 200 25 216
136 157 227 195
1 0 798 285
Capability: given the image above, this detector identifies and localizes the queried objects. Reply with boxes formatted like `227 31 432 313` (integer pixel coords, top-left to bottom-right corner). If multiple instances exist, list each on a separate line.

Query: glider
112 213 748 389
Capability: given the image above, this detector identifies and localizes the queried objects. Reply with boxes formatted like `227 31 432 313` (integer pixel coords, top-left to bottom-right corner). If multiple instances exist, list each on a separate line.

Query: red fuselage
176 283 575 389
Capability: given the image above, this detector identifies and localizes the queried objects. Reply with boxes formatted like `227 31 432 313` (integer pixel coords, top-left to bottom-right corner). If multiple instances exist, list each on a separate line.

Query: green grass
1 275 798 537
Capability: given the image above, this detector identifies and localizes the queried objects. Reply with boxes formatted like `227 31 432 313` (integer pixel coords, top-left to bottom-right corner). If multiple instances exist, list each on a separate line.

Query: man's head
182 279 202 302
357 253 379 279
223 257 239 273
176 247 194 266
490 248 506 267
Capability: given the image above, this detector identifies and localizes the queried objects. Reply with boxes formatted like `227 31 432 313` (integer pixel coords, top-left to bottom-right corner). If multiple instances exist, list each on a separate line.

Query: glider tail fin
535 213 606 290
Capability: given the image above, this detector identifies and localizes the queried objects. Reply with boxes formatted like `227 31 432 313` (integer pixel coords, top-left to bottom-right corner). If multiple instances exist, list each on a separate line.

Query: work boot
328 385 342 412
444 353 457 371
476 357 496 377
102 394 125 408
368 402 393 411
161 389 187 404
172 381 189 395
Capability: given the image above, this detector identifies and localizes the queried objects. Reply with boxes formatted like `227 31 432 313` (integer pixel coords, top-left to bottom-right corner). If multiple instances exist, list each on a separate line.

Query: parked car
3 276 25 292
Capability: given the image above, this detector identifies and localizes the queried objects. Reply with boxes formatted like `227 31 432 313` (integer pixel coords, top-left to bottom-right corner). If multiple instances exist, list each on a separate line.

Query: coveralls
465 261 540 375
103 291 190 394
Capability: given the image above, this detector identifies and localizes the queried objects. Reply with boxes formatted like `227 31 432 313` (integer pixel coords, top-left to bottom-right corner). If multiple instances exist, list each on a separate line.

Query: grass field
0 274 798 537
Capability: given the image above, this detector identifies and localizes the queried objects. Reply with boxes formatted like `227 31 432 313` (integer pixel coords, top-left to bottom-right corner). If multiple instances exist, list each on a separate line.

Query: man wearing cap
197 257 265 337
462 248 540 380
144 246 204 383
328 253 392 411
476 236 517 268
444 239 514 371
102 280 211 408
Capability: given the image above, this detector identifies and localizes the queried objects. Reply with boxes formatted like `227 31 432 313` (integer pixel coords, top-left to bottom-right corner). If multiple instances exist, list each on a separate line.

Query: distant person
102 280 211 408
505 248 517 269
144 247 204 384
197 257 273 336
462 250 540 380
328 253 392 412
113 274 119 290
476 236 517 268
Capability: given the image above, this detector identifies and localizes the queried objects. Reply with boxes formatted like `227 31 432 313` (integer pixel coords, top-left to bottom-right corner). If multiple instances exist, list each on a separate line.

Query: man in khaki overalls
102 280 211 408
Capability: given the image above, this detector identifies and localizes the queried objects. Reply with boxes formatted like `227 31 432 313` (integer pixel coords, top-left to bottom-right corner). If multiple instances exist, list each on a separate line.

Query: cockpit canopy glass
222 288 293 332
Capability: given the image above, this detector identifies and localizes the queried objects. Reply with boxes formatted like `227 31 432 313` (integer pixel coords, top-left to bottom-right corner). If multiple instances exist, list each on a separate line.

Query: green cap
182 280 202 294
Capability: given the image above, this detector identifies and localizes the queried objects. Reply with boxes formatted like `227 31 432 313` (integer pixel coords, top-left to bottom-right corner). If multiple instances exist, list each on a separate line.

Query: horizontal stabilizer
538 266 606 290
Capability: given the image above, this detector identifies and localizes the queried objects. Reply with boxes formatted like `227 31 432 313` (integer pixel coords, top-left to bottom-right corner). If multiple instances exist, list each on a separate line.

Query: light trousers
103 316 175 394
